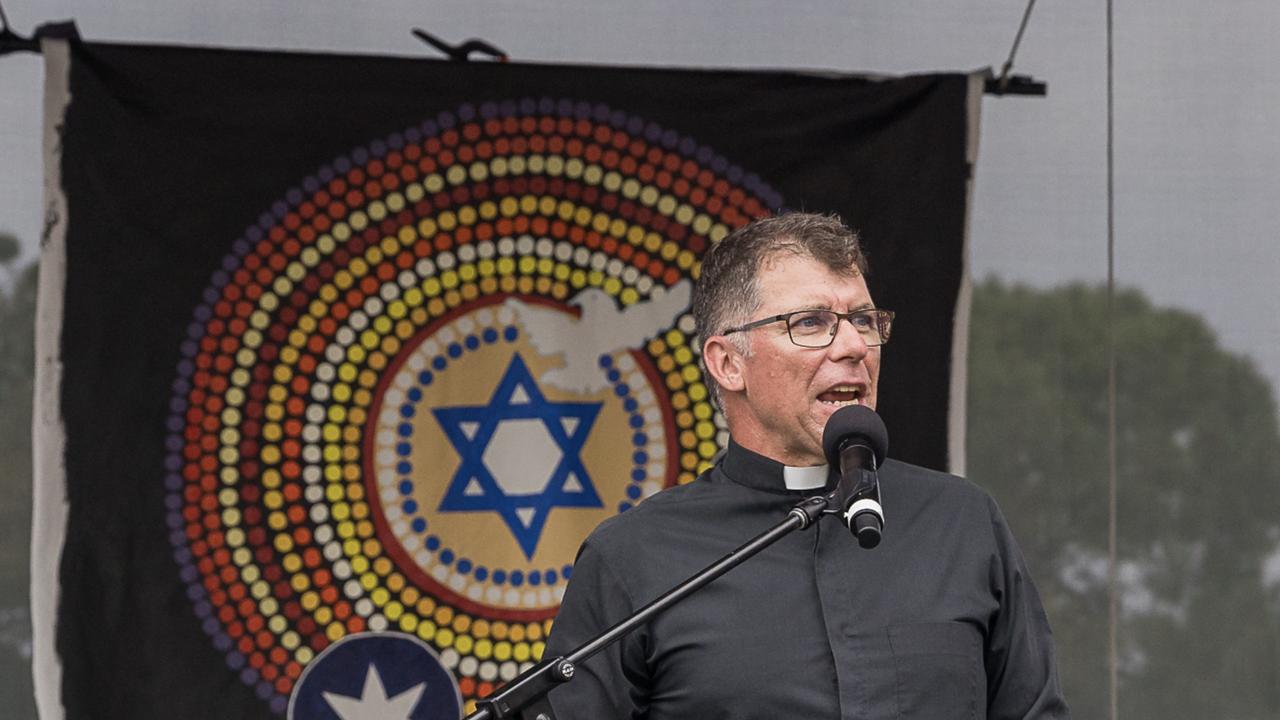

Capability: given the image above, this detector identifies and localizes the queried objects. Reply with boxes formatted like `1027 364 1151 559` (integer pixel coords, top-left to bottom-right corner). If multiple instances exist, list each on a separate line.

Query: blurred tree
0 234 19 265
968 278 1280 720
0 231 37 717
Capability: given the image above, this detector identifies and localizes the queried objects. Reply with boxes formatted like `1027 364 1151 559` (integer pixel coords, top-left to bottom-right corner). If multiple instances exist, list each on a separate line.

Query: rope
997 0 1040 87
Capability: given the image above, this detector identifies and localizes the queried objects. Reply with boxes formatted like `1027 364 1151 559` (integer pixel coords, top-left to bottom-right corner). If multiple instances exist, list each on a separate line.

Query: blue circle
628 414 645 429
290 633 461 719
633 451 648 464
382 309 655 593
618 502 633 513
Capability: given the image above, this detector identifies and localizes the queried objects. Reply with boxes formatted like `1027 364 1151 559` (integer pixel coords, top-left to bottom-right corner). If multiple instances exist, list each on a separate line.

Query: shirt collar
783 464 830 490
719 439 834 495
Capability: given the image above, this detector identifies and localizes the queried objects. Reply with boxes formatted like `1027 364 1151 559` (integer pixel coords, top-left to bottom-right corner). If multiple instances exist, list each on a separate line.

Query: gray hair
691 212 869 409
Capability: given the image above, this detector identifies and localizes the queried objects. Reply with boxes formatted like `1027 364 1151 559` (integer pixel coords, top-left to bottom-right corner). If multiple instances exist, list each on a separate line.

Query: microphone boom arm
464 495 830 720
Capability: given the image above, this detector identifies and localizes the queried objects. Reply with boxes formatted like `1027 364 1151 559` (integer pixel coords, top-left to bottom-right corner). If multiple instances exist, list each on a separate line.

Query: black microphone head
822 405 889 468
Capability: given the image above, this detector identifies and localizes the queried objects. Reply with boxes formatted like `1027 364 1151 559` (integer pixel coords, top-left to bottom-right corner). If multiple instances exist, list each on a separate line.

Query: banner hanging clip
0 0 37 55
0 17 81 57
412 28 508 62
984 71 1047 97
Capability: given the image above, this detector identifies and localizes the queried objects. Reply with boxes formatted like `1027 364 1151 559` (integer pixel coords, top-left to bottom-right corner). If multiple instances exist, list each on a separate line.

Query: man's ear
702 336 746 394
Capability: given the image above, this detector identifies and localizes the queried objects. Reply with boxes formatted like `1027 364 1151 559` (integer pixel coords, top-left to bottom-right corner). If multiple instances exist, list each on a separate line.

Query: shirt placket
813 514 898 719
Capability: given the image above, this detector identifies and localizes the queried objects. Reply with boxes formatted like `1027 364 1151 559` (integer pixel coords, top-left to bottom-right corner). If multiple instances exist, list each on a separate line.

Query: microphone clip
787 495 828 530
828 441 885 549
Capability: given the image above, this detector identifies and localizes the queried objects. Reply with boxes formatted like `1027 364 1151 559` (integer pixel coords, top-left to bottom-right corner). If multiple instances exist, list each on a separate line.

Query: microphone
821 405 888 549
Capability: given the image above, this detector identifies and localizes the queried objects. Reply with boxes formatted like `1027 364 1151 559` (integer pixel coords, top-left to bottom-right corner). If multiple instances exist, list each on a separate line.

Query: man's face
720 253 881 466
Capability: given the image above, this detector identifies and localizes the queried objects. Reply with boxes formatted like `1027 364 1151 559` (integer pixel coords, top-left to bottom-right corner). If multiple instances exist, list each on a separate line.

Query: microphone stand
464 494 833 720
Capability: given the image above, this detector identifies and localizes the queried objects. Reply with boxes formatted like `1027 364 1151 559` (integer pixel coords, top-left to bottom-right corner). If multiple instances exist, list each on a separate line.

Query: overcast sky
2 0 1279 394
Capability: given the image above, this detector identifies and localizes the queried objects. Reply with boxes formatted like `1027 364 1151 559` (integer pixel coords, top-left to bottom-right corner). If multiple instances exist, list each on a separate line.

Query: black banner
48 41 971 717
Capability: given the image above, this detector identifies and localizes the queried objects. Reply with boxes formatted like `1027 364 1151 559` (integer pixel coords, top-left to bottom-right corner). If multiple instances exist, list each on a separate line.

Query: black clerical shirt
544 440 1069 719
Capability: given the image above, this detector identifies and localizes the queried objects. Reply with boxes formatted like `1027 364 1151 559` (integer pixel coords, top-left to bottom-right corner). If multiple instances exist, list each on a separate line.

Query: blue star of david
433 354 603 559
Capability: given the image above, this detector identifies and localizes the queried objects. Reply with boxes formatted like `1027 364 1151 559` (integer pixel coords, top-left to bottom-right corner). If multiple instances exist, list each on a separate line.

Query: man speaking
543 213 1069 718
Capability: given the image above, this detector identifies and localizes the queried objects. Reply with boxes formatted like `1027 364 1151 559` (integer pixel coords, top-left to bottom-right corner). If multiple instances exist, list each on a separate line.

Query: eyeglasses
721 308 895 349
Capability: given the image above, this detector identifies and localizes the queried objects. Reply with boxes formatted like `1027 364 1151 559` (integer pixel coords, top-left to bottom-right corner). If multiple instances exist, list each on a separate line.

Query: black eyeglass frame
720 308 896 348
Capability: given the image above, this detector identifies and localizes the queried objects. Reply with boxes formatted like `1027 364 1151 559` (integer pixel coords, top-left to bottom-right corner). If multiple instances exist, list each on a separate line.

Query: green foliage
968 278 1280 719
0 250 35 607
0 235 36 718
0 235 19 266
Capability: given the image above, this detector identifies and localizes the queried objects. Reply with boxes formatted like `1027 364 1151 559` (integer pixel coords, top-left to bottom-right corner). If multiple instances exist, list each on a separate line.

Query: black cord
995 0 1040 92
1104 0 1119 717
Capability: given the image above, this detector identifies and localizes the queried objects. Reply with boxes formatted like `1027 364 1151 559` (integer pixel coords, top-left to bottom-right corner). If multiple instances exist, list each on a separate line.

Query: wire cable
996 0 1040 89
1105 0 1120 718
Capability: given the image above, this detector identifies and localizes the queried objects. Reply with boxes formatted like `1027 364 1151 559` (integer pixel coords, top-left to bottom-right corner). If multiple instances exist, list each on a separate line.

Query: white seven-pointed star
322 664 425 720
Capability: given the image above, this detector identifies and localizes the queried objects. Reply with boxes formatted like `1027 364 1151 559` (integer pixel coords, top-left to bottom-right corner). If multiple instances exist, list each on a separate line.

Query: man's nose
827 318 870 359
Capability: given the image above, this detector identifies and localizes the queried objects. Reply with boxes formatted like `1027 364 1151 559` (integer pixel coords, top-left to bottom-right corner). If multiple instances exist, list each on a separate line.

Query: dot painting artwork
162 98 783 714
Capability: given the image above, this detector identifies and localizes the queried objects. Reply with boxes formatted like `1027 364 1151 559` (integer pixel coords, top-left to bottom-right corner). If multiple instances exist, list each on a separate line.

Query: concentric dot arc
163 96 782 714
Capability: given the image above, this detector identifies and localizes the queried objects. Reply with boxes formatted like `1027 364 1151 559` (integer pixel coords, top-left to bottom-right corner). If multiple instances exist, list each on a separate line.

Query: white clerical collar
783 464 829 491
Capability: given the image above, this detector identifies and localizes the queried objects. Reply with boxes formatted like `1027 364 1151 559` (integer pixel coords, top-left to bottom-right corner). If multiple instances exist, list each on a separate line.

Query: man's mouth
817 385 864 406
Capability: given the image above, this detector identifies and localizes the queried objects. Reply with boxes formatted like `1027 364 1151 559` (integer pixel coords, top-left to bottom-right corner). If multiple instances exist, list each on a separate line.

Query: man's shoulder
582 474 720 548
880 458 996 511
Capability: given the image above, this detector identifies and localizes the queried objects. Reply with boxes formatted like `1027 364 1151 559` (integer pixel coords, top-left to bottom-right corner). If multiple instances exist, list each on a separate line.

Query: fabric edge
31 37 72 720
947 71 984 477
